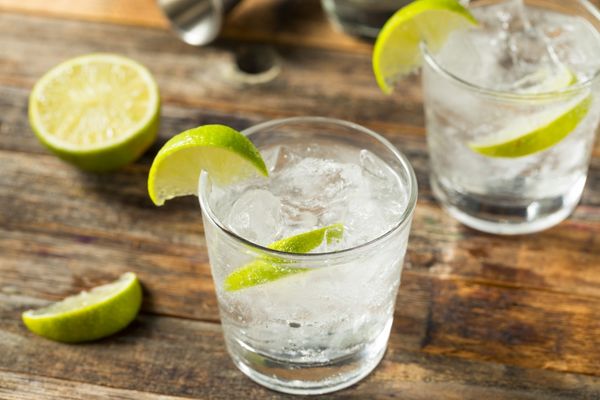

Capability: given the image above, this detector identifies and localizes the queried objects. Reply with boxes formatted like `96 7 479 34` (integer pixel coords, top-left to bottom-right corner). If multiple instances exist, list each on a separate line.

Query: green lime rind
469 94 592 158
30 109 160 172
147 124 268 206
22 272 142 343
268 223 344 252
28 53 161 172
224 223 344 291
223 260 304 292
373 0 477 94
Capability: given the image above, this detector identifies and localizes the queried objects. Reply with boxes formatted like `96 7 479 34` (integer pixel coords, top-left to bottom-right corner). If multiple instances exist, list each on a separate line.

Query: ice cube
274 158 363 211
436 29 486 84
360 149 387 180
546 16 600 82
343 195 386 247
280 203 319 233
262 145 281 173
493 1 571 91
227 189 282 245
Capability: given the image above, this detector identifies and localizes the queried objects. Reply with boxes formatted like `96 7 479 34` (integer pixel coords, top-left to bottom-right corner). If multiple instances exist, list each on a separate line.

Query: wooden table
1 0 600 398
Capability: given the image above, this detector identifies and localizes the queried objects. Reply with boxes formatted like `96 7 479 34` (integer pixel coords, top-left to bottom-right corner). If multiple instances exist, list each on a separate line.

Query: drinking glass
198 117 417 394
422 0 600 234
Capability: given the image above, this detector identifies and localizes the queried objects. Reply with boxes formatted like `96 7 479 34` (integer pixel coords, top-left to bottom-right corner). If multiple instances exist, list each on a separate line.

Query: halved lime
372 0 477 94
22 272 142 343
469 94 592 158
224 223 344 291
147 125 268 206
29 54 160 171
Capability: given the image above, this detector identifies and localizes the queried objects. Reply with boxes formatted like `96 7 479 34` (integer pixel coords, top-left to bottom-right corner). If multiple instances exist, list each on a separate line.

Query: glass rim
198 116 418 261
421 0 600 101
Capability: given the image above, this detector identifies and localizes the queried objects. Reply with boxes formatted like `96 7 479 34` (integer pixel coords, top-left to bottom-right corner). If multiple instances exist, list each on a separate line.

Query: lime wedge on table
469 94 592 158
224 223 344 291
147 125 268 206
372 0 477 94
29 54 160 172
22 272 142 343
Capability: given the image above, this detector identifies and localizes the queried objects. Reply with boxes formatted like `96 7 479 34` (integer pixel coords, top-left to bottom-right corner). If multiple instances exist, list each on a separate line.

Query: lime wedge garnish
147 125 268 206
224 223 344 291
22 272 142 343
29 53 160 171
372 0 477 94
469 94 592 158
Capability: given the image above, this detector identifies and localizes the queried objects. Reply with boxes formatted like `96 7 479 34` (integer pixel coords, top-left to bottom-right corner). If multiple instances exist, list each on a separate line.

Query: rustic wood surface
1 0 600 398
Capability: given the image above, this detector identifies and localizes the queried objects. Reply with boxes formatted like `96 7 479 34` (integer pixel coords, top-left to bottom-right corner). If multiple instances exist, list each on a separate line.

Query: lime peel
224 224 344 291
22 272 142 343
147 124 268 206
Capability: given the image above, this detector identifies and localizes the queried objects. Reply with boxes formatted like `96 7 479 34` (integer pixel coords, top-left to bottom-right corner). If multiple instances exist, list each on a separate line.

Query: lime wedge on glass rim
224 223 345 292
147 124 268 206
147 126 346 290
372 0 477 94
22 272 142 343
29 53 160 172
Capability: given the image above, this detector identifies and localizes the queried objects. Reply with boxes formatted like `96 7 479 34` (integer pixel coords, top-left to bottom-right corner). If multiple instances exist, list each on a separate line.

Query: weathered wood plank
2 297 600 399
2 0 598 54
1 143 598 295
1 6 600 397
0 371 192 400
0 0 371 53
0 0 169 28
0 80 597 204
3 227 600 377
415 277 600 376
1 140 598 303
0 12 423 130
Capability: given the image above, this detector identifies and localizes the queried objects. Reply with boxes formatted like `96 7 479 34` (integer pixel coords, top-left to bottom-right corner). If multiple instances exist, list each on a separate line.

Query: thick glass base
431 174 586 235
224 320 391 395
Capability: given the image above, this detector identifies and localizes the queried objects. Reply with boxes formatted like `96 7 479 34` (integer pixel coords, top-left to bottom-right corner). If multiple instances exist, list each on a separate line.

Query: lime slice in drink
224 223 344 291
29 54 160 172
372 0 477 94
22 272 142 343
147 125 268 206
469 94 592 158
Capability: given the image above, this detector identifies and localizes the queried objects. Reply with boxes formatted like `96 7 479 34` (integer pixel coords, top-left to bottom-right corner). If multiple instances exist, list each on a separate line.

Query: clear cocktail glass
423 0 600 234
199 117 417 394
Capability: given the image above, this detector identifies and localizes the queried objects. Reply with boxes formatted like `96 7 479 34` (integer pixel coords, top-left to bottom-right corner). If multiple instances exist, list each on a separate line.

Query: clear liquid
424 2 600 234
202 139 411 393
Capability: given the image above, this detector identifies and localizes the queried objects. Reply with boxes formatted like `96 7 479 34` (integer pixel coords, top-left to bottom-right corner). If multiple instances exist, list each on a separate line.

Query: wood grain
0 12 422 130
2 2 600 398
2 297 600 399
0 0 371 53
0 0 169 28
1 69 600 377
0 372 190 400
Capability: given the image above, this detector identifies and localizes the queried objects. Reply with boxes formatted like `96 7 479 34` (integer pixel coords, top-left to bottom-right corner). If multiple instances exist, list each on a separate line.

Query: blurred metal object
322 0 411 39
157 0 242 46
